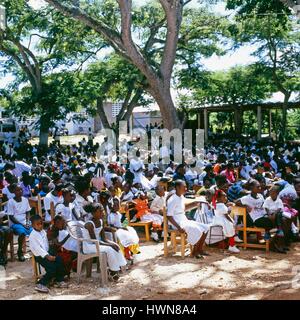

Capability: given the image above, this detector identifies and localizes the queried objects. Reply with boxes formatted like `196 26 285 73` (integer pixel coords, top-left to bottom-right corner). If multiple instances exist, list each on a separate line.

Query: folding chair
195 202 224 246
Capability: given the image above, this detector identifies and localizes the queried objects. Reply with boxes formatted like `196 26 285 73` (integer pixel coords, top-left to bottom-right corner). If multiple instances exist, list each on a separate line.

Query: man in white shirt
167 180 209 258
29 215 67 293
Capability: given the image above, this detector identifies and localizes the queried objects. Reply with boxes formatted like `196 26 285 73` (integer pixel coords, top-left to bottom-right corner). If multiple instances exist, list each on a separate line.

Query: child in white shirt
263 186 285 238
7 184 32 261
29 215 68 293
107 199 140 262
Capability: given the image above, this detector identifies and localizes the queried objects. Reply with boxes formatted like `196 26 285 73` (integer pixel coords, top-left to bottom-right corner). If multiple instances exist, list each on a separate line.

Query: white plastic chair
195 202 224 246
67 221 108 287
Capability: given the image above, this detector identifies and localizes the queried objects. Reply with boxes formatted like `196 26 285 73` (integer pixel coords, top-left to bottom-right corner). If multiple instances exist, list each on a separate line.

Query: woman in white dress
106 198 140 262
167 180 209 258
82 202 127 281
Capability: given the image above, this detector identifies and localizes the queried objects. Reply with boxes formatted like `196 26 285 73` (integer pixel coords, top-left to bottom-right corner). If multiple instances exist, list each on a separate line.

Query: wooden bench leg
9 236 14 262
164 234 168 257
171 233 177 254
243 228 247 250
145 225 150 242
189 244 193 257
180 235 186 259
266 239 270 253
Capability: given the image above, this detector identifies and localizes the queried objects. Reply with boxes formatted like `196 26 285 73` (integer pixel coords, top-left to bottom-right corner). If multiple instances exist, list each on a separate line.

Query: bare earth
1 242 300 300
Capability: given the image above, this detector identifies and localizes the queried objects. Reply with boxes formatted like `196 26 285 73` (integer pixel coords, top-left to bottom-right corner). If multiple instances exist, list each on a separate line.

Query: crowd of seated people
0 133 299 294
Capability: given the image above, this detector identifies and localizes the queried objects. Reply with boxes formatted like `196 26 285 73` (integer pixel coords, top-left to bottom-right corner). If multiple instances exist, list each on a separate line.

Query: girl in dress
167 180 209 259
82 202 127 281
47 215 78 275
55 187 80 222
213 190 240 253
106 198 140 262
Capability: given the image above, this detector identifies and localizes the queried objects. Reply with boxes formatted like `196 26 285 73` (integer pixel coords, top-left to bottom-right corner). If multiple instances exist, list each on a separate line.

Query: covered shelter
188 101 300 141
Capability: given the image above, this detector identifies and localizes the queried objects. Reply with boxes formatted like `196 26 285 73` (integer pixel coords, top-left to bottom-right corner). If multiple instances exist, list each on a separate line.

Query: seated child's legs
11 224 33 236
35 255 66 286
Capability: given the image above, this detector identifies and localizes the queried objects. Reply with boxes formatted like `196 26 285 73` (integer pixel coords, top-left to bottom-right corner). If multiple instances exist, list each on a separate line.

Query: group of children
0 136 299 294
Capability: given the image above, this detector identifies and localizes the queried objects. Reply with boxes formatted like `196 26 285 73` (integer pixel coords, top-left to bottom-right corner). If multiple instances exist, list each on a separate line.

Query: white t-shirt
121 191 134 202
2 186 15 200
7 197 31 225
29 229 49 258
55 203 75 222
58 229 78 252
263 196 284 215
215 203 228 217
240 194 266 222
105 172 117 188
12 161 31 178
150 195 165 213
73 194 93 221
107 212 123 228
44 192 63 222
167 194 187 226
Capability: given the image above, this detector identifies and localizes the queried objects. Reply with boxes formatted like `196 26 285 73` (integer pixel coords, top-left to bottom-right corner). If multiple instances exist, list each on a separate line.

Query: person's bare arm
167 216 184 233
9 215 23 226
100 227 120 251
86 222 97 240
185 201 199 211
224 213 234 223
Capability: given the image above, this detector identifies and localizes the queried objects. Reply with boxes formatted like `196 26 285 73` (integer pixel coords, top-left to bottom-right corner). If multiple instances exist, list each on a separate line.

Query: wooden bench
120 202 152 242
0 201 14 261
231 206 270 252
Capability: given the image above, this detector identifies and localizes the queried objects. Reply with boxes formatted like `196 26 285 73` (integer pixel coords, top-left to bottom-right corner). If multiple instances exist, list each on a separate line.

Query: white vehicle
0 119 18 142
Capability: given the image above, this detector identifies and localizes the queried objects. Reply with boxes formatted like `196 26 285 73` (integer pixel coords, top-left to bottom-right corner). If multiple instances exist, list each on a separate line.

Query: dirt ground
1 241 300 300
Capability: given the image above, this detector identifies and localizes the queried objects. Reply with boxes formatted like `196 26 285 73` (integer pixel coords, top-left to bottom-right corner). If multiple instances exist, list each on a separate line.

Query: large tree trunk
149 84 181 130
96 98 111 129
44 0 184 131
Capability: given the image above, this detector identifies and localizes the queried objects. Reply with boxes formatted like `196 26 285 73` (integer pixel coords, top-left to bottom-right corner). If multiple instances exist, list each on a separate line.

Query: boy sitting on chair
7 184 32 262
29 215 68 293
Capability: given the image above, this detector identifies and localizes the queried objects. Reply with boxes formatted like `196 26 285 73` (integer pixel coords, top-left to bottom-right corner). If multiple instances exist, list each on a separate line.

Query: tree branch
44 0 125 54
159 0 184 85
